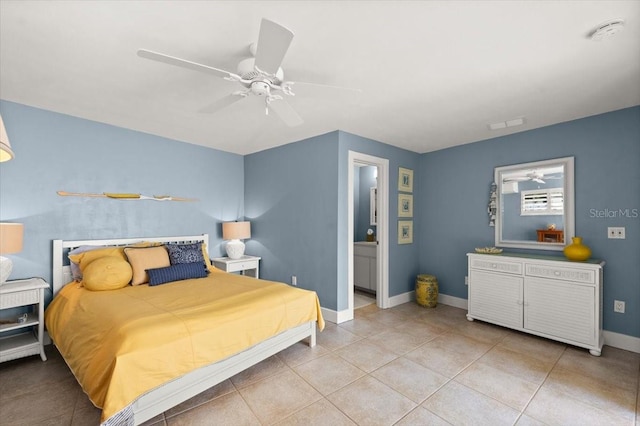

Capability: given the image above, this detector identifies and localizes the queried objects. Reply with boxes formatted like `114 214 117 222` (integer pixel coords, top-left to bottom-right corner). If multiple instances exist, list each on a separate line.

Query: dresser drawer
469 257 523 275
525 264 595 284
0 290 40 309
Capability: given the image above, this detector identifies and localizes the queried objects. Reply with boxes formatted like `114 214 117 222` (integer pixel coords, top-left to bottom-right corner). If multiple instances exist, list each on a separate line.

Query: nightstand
212 256 261 278
0 278 49 362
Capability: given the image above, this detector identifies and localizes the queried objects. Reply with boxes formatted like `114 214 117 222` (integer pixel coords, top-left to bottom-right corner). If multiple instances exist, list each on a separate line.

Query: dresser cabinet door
468 269 523 329
524 277 596 346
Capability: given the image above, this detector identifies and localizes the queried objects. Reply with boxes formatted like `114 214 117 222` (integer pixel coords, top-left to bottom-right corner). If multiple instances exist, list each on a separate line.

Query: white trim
603 330 640 354
389 290 414 307
438 293 469 310
348 151 390 316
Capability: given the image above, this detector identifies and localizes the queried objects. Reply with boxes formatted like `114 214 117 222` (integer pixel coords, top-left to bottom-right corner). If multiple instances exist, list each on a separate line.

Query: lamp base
0 256 12 285
226 240 245 260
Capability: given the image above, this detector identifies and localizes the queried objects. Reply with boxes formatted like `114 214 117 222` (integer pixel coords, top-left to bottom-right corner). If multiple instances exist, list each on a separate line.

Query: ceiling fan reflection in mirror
503 170 563 184
138 18 359 127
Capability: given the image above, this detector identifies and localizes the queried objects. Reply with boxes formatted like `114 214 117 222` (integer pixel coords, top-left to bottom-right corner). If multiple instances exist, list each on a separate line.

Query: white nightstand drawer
226 261 256 273
0 289 40 309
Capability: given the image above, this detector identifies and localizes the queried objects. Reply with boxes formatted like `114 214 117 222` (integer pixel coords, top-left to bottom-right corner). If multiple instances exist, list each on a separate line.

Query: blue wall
244 133 340 308
0 101 245 293
418 107 640 338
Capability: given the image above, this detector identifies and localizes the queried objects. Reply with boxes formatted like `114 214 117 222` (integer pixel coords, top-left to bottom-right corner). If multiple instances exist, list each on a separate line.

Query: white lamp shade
222 221 251 240
0 223 23 284
0 114 15 162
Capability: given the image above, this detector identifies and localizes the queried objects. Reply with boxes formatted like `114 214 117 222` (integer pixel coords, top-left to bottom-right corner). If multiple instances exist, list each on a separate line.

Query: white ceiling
1 1 639 155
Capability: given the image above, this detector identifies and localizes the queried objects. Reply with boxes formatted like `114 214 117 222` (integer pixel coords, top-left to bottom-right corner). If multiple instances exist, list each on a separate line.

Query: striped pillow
146 263 208 286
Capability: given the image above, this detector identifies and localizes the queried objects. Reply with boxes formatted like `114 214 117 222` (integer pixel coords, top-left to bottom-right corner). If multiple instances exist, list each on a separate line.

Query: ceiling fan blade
268 99 303 127
199 94 247 114
254 19 294 76
137 49 235 80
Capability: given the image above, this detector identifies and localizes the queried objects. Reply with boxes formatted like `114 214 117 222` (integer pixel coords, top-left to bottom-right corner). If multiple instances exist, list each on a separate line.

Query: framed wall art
398 193 413 218
398 167 413 192
398 220 413 244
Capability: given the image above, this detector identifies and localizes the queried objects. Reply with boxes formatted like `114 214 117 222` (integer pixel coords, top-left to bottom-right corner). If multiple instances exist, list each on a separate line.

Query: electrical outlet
464 276 468 286
608 227 626 239
291 275 297 286
614 300 625 313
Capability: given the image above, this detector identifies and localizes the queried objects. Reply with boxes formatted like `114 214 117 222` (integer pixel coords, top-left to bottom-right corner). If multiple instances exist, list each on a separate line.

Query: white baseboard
389 291 414 307
603 330 640 354
322 306 353 324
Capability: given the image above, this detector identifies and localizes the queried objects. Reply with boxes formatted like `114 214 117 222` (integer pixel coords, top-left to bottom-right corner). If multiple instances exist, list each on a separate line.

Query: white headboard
52 234 209 296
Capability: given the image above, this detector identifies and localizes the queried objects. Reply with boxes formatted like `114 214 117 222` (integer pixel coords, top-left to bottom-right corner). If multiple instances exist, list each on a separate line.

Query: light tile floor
1 302 639 425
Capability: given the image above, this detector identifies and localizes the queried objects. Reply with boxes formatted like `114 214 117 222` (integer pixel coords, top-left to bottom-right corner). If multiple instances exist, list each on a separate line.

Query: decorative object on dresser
0 114 15 162
222 221 251 259
0 223 23 284
211 255 260 278
0 277 48 362
563 236 592 261
467 252 604 356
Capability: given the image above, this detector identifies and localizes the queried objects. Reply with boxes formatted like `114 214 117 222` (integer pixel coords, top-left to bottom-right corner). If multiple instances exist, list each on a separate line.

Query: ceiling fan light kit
590 19 625 41
138 18 357 127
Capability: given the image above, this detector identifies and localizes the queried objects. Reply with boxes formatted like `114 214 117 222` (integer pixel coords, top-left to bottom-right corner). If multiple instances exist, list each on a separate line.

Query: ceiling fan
503 170 562 184
138 18 358 127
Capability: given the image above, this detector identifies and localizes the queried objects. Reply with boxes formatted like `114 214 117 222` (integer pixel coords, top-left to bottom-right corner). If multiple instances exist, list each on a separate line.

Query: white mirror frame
495 156 575 251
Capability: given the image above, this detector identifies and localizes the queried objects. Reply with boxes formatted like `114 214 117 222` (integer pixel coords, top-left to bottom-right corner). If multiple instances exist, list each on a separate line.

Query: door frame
348 150 390 315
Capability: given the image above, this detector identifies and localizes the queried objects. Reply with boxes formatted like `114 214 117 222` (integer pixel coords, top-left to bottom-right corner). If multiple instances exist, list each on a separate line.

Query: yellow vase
563 237 591 261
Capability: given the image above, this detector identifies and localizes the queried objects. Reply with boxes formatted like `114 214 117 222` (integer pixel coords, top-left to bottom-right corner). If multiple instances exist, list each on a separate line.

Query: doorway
348 151 389 318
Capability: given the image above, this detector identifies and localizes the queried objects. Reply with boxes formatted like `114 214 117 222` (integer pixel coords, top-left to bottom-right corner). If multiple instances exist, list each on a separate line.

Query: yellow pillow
69 246 127 273
201 242 216 271
82 256 133 291
124 246 170 285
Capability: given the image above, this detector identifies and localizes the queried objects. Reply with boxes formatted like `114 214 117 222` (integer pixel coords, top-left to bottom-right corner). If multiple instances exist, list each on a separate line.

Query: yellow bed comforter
45 269 324 423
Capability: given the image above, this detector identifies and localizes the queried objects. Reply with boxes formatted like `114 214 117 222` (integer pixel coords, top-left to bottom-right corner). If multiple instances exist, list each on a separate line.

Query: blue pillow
166 243 205 267
147 263 208 286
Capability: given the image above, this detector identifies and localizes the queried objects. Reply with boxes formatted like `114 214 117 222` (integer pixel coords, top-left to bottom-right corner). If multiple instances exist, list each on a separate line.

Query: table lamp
0 223 24 284
222 221 251 259
0 114 15 162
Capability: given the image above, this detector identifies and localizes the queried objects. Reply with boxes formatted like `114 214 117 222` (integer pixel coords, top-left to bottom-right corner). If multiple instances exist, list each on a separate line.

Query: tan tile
238 370 322 424
293 353 365 395
363 309 410 328
139 413 166 426
366 328 430 355
36 412 73 426
327 376 416 426
371 357 449 403
230 354 289 389
1 377 80 424
555 346 640 392
338 315 391 338
404 332 492 378
335 339 398 372
453 319 511 344
316 323 362 351
395 406 452 426
166 391 259 426
478 345 555 384
423 381 520 425
277 340 329 367
498 331 566 364
164 379 235 418
524 385 630 425
390 301 428 317
354 302 381 317
70 406 102 426
274 398 356 426
514 414 548 426
544 366 637 421
393 319 448 341
455 361 540 411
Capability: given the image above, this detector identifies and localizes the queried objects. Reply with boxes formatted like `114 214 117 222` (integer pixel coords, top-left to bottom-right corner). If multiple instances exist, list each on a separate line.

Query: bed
46 234 324 425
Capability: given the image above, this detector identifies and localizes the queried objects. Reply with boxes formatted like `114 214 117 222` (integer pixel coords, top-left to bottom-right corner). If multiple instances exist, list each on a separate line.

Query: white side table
212 256 261 278
0 278 49 362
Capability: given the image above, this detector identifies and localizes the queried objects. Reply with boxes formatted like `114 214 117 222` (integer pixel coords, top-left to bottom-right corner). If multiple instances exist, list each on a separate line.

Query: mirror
495 157 574 250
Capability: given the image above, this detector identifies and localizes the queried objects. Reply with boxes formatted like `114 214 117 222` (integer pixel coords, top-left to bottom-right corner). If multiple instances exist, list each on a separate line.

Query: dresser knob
554 271 560 276
491 263 497 268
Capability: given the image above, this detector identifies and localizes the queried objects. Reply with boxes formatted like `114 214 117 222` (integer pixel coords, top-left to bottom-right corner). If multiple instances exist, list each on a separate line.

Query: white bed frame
52 234 317 425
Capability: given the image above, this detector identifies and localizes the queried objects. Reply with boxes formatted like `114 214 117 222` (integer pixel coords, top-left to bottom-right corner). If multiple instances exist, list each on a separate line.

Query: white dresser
467 252 605 356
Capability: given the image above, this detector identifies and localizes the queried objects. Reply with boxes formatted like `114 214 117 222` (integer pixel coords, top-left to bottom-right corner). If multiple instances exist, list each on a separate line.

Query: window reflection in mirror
495 157 574 250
